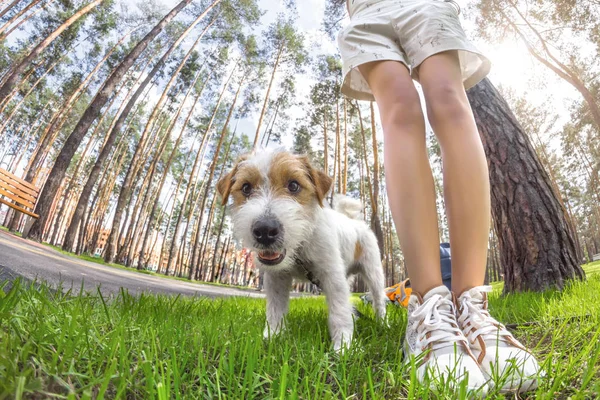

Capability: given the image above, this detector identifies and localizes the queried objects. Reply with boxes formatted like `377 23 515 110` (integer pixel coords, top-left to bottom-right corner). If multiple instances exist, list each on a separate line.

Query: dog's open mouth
257 249 286 266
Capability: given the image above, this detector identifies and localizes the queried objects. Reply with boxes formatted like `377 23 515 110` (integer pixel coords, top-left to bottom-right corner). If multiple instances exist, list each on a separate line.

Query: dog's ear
299 155 333 207
217 154 249 205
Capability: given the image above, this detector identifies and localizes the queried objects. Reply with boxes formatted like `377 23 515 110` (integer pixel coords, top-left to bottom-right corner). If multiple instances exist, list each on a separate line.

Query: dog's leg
358 237 387 320
263 270 293 339
319 258 355 352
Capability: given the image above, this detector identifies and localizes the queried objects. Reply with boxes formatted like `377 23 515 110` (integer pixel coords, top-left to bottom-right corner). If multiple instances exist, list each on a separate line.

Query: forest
0 0 598 293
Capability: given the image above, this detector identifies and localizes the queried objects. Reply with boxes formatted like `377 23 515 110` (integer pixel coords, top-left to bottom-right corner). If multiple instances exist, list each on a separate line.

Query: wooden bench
593 254 600 262
0 167 39 219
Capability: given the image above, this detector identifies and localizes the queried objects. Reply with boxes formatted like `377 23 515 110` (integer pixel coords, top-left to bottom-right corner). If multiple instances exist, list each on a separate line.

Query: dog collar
294 256 321 289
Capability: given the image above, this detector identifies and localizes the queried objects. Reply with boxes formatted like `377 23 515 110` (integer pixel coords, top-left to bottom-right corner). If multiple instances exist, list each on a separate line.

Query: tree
252 16 306 147
475 0 600 130
61 6 219 252
0 0 103 102
0 0 44 39
466 78 585 292
25 0 195 241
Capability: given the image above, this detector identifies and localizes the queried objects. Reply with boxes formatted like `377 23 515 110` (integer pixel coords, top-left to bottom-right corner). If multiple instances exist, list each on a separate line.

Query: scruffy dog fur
217 148 387 351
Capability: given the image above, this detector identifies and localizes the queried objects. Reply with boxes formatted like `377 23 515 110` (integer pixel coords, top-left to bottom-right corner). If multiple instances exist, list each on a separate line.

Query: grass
0 226 21 236
1 268 599 399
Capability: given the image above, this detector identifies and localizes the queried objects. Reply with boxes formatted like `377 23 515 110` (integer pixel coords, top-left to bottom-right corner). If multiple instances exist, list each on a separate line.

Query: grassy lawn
1 267 599 398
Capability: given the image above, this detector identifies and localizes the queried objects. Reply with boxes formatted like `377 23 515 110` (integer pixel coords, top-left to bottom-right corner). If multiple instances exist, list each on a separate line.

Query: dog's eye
241 183 252 197
287 180 301 194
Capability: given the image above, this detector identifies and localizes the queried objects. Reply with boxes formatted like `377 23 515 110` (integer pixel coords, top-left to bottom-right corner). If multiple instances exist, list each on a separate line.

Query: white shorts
338 0 491 101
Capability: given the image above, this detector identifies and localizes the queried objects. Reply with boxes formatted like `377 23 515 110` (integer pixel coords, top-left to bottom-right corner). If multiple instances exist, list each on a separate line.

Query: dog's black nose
252 218 282 246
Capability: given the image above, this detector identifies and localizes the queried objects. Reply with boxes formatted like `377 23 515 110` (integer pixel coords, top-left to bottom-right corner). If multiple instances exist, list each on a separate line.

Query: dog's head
217 149 332 270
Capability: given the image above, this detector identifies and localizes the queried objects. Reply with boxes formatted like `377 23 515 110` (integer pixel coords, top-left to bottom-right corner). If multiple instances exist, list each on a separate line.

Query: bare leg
417 51 491 295
358 61 442 295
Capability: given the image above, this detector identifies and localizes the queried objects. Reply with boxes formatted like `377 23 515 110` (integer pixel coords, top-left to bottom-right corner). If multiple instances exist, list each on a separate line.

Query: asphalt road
0 229 266 299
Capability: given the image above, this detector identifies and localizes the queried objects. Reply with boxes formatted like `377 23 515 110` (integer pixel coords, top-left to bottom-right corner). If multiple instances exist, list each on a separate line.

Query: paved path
0 230 266 298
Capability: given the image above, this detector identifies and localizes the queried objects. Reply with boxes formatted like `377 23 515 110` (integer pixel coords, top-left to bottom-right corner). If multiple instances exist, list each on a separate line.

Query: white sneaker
456 286 542 393
404 285 488 394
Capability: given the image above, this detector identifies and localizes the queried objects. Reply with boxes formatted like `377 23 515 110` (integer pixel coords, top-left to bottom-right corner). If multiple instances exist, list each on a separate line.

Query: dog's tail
332 194 364 220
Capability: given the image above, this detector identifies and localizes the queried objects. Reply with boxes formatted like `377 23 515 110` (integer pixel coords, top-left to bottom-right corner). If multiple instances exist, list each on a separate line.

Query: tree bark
189 73 246 279
103 15 219 263
21 27 136 182
369 102 384 256
336 97 341 193
253 43 284 148
343 98 348 194
466 78 585 292
0 0 42 38
0 0 23 19
164 64 234 274
136 72 203 269
0 0 102 102
0 0 55 41
24 0 194 242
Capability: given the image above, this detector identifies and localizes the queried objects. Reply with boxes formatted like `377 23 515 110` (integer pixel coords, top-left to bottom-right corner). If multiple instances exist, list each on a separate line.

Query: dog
217 148 387 351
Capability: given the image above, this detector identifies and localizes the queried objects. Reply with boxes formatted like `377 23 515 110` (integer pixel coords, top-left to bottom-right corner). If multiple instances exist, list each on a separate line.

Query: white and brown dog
217 148 387 351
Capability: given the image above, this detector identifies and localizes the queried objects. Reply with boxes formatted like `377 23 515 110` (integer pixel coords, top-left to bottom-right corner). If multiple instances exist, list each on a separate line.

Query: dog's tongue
258 251 281 261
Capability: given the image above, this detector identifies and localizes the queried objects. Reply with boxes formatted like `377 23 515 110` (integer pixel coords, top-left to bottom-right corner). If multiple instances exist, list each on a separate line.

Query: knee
424 83 472 128
379 89 424 134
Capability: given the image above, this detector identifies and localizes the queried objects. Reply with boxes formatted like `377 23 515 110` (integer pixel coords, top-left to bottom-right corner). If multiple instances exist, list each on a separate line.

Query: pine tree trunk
164 65 234 274
336 98 341 193
369 102 384 255
0 0 22 19
25 0 194 242
157 150 193 272
136 73 202 269
55 82 131 248
65 9 216 252
0 0 102 102
323 116 328 173
207 132 235 278
356 102 374 210
21 27 135 181
0 0 55 41
466 78 585 292
189 73 246 279
103 19 218 263
116 118 169 263
253 43 284 148
0 0 42 38
62 76 154 251
343 98 348 194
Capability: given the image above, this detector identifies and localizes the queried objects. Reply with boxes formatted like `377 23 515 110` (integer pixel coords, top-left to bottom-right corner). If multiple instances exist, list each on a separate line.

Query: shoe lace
457 286 512 344
411 294 467 352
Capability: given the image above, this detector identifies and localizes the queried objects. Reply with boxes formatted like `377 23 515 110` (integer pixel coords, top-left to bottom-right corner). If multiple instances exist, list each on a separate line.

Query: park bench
593 253 600 262
0 167 39 219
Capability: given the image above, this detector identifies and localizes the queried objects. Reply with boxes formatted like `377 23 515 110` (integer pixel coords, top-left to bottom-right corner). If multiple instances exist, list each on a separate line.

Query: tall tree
61 8 219 252
0 0 103 102
467 78 585 292
475 0 600 130
252 16 306 148
25 0 195 241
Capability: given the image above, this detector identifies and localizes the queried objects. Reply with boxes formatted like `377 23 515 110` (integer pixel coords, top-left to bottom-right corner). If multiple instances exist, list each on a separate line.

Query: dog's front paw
263 324 284 340
332 332 353 353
